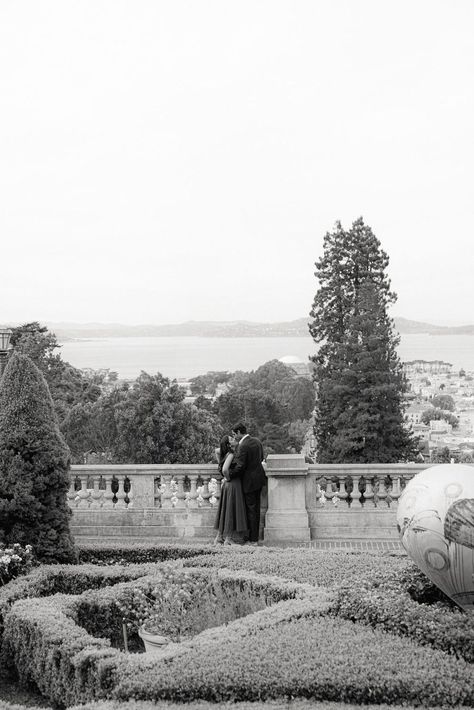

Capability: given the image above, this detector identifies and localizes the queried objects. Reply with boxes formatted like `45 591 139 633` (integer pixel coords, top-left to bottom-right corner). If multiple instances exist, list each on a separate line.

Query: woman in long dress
214 434 248 545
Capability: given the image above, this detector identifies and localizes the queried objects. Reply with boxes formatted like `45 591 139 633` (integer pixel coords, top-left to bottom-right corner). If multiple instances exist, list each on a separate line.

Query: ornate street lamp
0 327 12 376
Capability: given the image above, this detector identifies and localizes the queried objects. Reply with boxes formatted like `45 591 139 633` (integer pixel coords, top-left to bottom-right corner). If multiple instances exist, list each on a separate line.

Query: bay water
59 334 474 380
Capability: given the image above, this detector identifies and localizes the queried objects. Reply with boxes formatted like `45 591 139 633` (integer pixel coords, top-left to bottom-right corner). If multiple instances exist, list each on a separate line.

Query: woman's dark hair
218 435 232 472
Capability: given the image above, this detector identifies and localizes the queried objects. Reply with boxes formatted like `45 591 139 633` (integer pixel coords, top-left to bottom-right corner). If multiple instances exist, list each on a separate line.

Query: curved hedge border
0 562 163 642
2 548 474 708
182 548 474 662
2 566 327 708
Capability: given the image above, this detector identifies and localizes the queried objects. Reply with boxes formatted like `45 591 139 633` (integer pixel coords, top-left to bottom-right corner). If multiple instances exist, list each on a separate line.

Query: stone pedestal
264 454 310 544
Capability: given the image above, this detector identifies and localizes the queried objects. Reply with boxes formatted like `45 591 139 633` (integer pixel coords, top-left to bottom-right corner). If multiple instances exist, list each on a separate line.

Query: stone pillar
264 454 310 544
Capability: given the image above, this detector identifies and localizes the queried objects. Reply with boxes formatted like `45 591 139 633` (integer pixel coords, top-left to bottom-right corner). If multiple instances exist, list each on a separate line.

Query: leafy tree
107 372 222 464
189 371 231 396
430 394 455 412
431 446 451 463
214 360 315 454
309 218 419 463
0 352 76 562
420 408 459 429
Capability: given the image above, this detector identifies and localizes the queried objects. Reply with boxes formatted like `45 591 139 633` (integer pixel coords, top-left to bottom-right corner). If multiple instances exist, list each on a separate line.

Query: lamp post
0 327 12 377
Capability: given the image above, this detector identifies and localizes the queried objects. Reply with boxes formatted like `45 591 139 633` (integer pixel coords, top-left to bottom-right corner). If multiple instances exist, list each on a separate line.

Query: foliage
63 372 223 464
309 218 419 463
0 543 35 586
215 360 315 453
430 394 455 411
0 352 77 563
77 542 215 565
2 548 474 709
420 408 459 429
189 371 231 396
116 566 219 640
10 322 104 427
431 446 452 463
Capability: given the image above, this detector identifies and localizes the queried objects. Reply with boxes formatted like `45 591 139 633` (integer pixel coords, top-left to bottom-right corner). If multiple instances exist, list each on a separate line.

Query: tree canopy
214 359 315 453
309 218 419 463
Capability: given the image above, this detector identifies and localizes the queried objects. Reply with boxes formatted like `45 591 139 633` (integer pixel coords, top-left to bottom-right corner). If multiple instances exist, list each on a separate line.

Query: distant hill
42 317 474 340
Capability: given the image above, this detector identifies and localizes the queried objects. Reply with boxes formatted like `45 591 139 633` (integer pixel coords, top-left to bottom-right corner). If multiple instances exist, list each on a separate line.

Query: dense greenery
0 352 76 563
214 360 315 453
309 218 418 463
421 407 459 429
63 371 222 464
2 548 473 708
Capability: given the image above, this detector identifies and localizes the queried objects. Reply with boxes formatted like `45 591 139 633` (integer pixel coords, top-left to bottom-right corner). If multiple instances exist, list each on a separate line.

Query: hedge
2 567 329 707
77 542 216 566
110 611 474 707
0 563 163 642
183 547 474 660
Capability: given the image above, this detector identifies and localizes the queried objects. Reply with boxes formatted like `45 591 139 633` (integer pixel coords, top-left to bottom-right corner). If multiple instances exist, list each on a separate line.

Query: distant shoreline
46 316 474 341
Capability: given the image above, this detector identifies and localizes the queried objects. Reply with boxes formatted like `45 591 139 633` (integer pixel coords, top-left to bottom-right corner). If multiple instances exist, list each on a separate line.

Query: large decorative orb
397 464 474 612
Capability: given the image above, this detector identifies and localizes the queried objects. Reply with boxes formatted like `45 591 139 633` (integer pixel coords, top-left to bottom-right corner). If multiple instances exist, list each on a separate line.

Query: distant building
403 360 453 375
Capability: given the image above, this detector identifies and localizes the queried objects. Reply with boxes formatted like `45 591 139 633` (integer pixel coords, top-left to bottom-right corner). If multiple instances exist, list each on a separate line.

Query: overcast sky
1 1 473 327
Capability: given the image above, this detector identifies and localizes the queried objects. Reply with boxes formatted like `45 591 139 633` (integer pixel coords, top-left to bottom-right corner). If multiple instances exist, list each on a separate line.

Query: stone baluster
335 475 349 508
200 477 212 507
187 474 200 509
126 477 134 508
102 475 115 509
67 477 77 508
76 476 90 508
363 477 375 507
316 476 326 506
350 475 362 508
174 474 187 509
161 474 173 509
390 475 402 506
89 476 103 509
213 477 222 503
376 476 388 508
115 476 127 509
324 478 335 502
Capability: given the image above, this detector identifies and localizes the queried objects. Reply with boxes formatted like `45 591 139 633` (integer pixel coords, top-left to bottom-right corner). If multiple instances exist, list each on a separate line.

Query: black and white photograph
0 1 473 708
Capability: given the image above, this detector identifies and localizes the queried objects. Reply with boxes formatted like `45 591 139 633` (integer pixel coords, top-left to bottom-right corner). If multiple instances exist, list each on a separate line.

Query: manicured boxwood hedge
183 547 474 662
2 566 328 707
110 612 474 707
0 562 162 641
77 542 216 566
2 546 474 709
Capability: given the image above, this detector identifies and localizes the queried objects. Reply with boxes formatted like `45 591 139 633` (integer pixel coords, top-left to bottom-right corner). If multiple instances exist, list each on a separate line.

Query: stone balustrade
68 458 441 544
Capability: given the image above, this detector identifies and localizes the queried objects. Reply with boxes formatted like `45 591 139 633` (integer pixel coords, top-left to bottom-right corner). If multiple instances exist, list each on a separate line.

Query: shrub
0 562 163 643
112 613 474 706
1 567 330 707
77 542 216 566
0 352 76 563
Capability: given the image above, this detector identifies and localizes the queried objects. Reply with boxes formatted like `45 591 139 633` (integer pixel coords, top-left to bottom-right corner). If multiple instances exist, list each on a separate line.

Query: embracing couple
214 422 266 546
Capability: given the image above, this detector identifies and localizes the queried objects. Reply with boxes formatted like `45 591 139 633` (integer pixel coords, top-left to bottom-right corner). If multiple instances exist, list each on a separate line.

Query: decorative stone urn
138 626 170 654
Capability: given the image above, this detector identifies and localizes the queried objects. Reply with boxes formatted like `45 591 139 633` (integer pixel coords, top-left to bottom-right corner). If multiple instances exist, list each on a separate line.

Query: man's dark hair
232 422 247 435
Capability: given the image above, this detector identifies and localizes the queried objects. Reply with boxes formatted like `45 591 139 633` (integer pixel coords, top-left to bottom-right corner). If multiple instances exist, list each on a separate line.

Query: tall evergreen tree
309 218 418 463
0 352 76 562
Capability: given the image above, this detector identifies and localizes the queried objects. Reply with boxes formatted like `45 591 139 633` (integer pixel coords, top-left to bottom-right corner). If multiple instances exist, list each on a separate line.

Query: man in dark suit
228 422 266 546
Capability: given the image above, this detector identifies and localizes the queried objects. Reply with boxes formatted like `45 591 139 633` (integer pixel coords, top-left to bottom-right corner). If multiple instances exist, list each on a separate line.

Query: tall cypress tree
0 352 77 562
309 217 418 463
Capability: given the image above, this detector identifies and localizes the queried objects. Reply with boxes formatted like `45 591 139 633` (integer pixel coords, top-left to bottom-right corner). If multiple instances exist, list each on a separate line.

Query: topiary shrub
0 351 76 563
